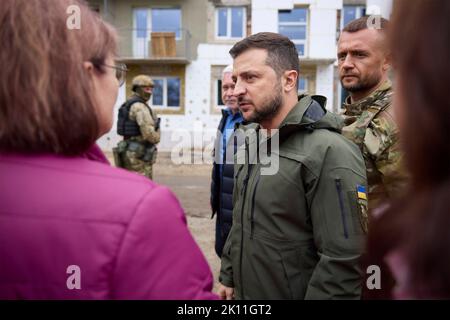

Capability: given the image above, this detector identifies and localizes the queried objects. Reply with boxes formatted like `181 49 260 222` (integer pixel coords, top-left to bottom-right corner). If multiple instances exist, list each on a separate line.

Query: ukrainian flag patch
357 185 367 200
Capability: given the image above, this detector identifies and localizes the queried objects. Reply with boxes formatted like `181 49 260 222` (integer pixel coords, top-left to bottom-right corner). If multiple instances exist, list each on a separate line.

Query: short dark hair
343 15 389 33
229 32 300 80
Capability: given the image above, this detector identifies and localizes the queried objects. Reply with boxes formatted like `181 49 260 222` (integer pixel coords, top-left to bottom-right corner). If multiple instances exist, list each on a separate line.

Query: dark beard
246 83 283 123
342 73 381 93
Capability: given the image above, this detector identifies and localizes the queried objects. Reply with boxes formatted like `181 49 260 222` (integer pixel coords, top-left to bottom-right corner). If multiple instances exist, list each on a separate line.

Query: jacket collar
278 95 342 132
343 80 392 116
279 95 318 129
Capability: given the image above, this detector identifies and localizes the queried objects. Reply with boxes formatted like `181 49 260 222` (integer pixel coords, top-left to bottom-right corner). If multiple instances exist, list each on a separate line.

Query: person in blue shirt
210 65 244 257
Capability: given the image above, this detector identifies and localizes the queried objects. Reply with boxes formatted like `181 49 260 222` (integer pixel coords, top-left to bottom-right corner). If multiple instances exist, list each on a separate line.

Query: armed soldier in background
338 16 408 222
114 75 161 179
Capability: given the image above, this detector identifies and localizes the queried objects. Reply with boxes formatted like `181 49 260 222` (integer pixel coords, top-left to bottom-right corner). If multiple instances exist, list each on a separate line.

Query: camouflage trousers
122 150 154 180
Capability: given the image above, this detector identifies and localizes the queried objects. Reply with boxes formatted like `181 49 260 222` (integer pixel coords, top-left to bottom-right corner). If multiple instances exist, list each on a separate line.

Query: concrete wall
316 64 335 109
309 0 341 59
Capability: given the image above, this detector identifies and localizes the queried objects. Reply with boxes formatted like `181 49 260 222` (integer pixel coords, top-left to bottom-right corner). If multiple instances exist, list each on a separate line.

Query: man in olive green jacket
218 32 368 300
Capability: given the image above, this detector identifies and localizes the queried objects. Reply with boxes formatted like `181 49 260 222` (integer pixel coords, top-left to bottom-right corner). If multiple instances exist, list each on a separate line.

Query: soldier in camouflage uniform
338 16 408 225
114 75 161 179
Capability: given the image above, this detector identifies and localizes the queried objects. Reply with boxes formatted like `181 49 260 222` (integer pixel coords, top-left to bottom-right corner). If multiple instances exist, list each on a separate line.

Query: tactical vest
117 96 154 137
342 88 393 208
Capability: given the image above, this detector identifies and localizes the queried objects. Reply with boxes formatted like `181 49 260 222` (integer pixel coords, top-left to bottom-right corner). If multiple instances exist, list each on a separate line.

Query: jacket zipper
239 138 252 299
250 174 261 240
235 165 244 181
335 179 349 239
239 166 252 299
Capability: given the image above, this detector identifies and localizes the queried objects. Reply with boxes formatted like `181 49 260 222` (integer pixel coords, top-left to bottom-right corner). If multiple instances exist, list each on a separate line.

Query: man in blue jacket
210 65 244 257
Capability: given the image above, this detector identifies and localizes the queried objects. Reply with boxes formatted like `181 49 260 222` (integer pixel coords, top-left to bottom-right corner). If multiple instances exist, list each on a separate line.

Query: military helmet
132 75 154 92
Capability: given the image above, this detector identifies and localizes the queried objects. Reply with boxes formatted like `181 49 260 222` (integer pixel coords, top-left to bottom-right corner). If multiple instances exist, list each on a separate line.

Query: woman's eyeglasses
102 63 128 86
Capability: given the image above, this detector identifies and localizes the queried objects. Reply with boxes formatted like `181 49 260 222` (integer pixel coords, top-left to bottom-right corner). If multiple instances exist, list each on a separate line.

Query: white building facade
96 0 392 153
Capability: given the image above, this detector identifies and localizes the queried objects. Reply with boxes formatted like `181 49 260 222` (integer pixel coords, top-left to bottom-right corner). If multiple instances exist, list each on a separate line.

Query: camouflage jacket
128 96 161 145
342 81 408 210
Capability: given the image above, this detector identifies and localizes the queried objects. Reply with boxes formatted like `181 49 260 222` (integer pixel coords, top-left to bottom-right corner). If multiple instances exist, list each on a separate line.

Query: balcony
116 28 192 65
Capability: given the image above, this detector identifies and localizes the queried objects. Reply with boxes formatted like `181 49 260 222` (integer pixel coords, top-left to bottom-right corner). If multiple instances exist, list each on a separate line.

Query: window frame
278 8 309 58
341 5 366 30
215 6 246 40
216 79 225 108
151 76 182 110
132 7 182 57
151 8 183 40
133 8 152 38
298 76 309 95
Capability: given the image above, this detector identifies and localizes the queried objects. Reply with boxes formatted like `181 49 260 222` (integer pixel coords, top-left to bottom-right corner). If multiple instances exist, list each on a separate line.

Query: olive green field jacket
219 95 368 300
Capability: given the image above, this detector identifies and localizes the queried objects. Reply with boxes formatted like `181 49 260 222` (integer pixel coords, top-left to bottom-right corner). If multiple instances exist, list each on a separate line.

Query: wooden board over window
151 32 176 58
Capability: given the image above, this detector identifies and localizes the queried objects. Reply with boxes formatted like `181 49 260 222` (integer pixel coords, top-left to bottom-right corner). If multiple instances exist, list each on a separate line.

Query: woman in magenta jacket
0 0 216 300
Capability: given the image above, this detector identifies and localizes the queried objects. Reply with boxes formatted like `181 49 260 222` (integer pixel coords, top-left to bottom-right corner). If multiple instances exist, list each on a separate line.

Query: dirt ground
106 151 221 293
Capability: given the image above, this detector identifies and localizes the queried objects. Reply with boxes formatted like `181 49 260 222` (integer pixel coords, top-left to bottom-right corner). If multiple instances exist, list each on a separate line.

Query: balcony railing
116 28 192 62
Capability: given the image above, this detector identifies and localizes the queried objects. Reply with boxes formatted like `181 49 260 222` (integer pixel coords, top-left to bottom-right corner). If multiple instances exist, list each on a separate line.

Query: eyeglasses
102 62 128 86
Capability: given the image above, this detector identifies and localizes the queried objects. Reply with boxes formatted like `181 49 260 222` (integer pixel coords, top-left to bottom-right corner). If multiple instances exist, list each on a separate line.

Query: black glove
155 117 161 131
